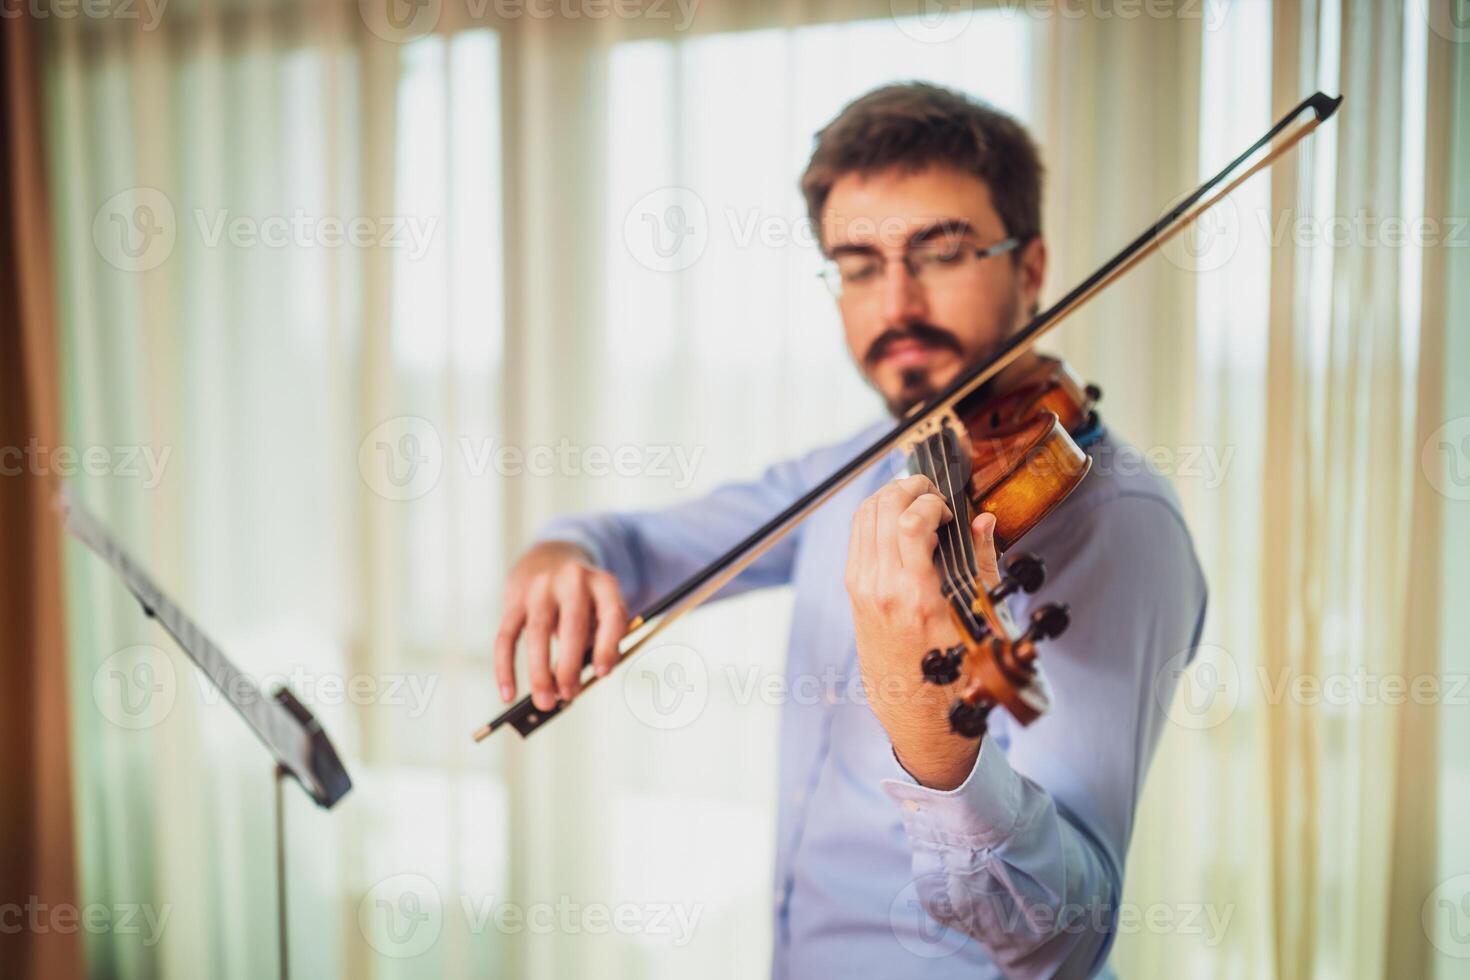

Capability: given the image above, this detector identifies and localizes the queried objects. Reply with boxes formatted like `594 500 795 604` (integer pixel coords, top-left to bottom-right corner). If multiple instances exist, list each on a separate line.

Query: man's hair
800 82 1043 252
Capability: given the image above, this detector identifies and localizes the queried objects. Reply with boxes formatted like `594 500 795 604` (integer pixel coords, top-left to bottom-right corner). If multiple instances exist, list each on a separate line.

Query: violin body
959 357 1099 552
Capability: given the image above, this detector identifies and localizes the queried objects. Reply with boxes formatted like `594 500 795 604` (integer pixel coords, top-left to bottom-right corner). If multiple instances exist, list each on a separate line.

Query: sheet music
61 492 342 806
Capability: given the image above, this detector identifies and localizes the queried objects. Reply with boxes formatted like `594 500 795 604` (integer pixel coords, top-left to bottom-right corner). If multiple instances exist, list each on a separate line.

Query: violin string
910 437 966 615
914 431 985 640
946 429 984 587
929 430 986 629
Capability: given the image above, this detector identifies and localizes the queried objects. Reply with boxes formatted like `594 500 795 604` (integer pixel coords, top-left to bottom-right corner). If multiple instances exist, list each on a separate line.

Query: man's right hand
494 541 630 711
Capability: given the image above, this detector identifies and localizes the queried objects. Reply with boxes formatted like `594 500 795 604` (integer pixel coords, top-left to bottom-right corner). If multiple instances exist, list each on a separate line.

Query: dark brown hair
800 82 1043 252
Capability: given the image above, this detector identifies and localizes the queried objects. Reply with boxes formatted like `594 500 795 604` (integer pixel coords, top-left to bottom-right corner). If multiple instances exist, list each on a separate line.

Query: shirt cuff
879 738 1025 848
531 523 609 571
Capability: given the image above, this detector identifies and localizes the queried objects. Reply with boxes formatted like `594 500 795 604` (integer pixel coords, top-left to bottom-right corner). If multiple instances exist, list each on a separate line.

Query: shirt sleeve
531 452 820 613
878 492 1208 978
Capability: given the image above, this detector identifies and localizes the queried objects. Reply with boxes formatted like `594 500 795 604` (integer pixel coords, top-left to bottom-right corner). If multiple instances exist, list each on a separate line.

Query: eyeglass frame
817 234 1025 300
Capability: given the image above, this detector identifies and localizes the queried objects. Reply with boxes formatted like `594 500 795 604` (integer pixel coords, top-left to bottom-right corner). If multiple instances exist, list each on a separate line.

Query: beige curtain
41 1 1465 978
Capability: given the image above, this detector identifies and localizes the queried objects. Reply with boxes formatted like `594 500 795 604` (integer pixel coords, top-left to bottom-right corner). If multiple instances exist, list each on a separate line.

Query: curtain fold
35 2 1465 978
0 13 82 980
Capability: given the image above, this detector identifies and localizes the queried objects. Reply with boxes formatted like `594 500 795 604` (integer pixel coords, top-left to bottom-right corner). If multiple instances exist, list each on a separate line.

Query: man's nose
880 257 928 330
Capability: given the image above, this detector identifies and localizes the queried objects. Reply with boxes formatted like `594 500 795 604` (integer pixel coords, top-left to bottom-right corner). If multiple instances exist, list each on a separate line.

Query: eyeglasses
818 236 1022 300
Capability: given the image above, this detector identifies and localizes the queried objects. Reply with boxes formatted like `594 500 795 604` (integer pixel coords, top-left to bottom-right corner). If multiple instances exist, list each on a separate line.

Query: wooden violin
899 355 1098 736
475 91 1342 743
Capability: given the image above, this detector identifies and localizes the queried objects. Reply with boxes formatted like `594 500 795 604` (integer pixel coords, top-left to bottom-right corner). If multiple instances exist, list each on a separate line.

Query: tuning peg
921 644 965 685
948 699 990 738
1085 383 1102 402
990 554 1046 603
1023 603 1070 643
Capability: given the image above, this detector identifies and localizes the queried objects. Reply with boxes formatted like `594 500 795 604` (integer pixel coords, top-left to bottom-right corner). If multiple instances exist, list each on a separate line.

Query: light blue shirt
537 418 1207 978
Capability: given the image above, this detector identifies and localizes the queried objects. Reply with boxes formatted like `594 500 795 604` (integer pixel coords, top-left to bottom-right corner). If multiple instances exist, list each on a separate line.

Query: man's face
821 165 1046 416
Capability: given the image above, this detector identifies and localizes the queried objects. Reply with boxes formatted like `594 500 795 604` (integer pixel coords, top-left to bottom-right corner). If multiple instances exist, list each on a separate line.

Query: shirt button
902 799 921 812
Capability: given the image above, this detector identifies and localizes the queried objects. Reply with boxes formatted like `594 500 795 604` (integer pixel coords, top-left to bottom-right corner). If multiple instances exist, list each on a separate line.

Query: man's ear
1019 236 1047 316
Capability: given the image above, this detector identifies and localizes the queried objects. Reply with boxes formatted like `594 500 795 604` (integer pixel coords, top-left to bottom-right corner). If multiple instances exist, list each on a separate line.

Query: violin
899 354 1098 737
474 90 1342 744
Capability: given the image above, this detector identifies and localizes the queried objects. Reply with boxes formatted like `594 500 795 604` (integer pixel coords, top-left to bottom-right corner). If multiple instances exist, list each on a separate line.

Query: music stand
60 492 352 980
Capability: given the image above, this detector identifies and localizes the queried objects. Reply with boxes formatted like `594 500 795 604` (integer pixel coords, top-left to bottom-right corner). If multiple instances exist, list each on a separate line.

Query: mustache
864 324 964 367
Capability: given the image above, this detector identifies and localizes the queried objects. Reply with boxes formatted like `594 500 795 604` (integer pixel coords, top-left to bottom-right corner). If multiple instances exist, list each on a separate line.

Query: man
493 83 1206 978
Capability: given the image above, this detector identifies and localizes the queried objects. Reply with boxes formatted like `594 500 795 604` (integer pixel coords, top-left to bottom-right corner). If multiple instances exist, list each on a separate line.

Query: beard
886 366 940 417
877 292 1022 418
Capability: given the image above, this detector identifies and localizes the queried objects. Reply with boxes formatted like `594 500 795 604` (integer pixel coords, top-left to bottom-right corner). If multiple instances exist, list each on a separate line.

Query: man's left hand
844 473 1001 791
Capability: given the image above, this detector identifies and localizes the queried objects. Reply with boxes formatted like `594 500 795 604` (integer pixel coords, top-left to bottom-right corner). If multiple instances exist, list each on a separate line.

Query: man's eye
838 261 880 283
916 246 965 266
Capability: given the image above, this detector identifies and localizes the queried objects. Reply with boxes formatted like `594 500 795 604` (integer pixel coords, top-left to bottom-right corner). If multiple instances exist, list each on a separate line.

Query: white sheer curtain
45 1 1463 978
50 7 510 978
